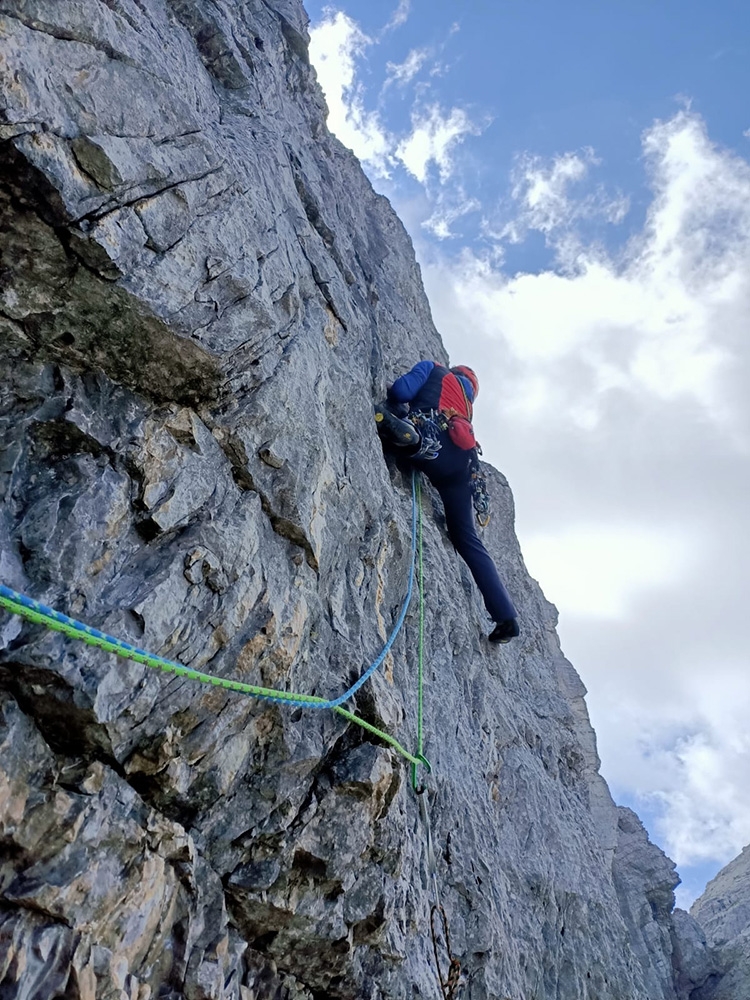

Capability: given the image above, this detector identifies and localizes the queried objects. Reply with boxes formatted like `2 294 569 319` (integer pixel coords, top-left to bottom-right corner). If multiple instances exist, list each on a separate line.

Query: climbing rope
411 473 427 791
1 458 468 992
405 492 462 997
0 475 428 769
0 583 423 764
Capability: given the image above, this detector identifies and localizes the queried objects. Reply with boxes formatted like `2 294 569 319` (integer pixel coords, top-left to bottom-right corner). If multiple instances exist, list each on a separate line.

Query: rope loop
0 475 427 768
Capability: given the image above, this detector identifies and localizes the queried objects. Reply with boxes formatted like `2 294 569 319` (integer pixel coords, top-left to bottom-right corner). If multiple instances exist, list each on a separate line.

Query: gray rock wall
689 846 750 1000
0 1 724 997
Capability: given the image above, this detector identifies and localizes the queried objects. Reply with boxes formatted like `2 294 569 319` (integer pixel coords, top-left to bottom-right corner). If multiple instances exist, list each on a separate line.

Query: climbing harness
409 398 488 528
0 475 430 771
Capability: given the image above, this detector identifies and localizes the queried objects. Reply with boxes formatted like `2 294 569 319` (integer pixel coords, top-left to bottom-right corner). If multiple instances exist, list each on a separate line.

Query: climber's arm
387 360 434 405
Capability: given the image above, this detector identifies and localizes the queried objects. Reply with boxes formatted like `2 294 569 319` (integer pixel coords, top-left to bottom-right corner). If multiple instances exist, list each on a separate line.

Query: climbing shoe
488 618 519 644
374 404 420 448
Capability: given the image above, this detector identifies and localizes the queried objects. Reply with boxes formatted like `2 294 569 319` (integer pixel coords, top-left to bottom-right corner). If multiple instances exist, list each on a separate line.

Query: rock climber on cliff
375 360 519 644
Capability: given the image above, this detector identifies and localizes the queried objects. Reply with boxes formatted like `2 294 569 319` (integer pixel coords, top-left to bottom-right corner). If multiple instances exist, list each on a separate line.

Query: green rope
0 591 423 767
411 474 429 790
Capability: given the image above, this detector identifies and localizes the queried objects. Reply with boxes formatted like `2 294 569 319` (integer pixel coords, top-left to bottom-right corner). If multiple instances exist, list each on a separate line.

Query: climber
375 360 519 644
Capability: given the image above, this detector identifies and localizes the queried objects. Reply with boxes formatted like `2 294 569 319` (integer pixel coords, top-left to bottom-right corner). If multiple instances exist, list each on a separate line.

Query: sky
305 0 750 908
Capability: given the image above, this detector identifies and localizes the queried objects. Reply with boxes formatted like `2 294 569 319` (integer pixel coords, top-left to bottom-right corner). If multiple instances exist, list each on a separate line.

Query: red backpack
438 370 477 450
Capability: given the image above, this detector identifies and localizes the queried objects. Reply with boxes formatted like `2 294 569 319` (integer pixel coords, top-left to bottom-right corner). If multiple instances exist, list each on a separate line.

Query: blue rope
0 474 418 711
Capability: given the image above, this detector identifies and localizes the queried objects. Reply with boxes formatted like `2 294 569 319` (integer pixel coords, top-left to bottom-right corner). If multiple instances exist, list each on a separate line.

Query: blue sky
307 0 750 268
306 0 750 907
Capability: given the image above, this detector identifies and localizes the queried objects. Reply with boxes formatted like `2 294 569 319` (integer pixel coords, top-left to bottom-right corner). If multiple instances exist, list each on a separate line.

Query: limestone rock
689 846 750 1000
0 0 724 997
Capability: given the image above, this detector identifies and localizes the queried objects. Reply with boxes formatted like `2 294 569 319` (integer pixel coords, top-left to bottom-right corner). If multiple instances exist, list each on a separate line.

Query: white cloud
641 112 750 292
523 523 695 619
653 722 750 865
509 149 593 236
427 115 750 429
383 0 411 32
309 13 482 189
422 191 481 239
395 104 483 184
309 11 393 176
385 47 429 88
498 148 629 245
420 111 750 879
597 664 750 869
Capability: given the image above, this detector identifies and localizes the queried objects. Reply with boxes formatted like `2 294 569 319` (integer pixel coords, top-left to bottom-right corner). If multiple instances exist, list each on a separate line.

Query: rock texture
689 846 750 1000
0 1 728 998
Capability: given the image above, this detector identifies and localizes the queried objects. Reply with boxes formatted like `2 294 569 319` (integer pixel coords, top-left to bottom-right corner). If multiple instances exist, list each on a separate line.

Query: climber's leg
436 479 518 635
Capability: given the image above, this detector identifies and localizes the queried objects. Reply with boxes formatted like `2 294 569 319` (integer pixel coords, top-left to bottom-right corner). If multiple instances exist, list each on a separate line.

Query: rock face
689 846 750 1000
0 1 726 998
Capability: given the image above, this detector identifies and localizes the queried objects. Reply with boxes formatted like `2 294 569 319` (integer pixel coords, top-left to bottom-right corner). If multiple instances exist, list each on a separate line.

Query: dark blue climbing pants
411 434 517 624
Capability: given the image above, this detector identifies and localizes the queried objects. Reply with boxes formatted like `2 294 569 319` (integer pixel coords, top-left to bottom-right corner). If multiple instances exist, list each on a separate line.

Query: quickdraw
407 410 444 460
469 449 491 528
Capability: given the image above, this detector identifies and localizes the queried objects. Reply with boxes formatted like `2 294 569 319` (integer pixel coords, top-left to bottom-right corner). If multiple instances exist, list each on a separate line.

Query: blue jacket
388 361 475 414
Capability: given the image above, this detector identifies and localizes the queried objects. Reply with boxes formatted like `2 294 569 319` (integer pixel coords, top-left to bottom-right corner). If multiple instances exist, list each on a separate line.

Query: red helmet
451 365 479 400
